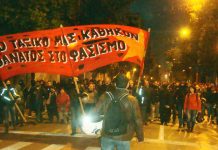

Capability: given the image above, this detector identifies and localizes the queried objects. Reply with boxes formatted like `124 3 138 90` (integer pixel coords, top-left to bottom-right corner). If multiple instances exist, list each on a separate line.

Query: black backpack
104 91 129 136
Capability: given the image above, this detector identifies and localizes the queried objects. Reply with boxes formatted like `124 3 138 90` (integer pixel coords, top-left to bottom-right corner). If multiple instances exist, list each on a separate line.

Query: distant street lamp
126 71 131 79
164 74 168 80
132 68 137 79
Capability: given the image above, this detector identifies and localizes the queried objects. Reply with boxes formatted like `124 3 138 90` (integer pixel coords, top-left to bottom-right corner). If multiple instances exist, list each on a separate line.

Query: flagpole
59 24 85 115
136 28 151 92
1 81 27 122
73 77 85 114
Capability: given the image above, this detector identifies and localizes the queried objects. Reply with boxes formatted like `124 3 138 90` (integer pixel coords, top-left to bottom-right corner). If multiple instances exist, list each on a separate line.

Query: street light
164 74 168 80
179 27 191 39
126 71 131 79
132 68 137 79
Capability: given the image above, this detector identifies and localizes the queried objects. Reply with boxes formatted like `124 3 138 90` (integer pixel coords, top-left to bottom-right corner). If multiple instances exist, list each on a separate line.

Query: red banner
0 24 149 80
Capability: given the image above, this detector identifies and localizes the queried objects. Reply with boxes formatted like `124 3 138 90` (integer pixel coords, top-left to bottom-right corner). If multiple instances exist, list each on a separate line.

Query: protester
46 86 59 123
211 86 218 124
158 83 172 125
83 81 98 113
26 80 37 117
94 73 144 150
0 80 20 133
35 81 46 123
137 80 152 125
56 88 70 124
151 82 160 120
66 79 82 135
127 80 137 96
184 86 201 132
205 85 215 123
97 77 113 97
174 82 187 128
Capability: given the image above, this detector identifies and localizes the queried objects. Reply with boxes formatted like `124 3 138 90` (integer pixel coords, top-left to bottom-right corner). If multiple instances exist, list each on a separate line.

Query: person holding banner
93 73 144 150
65 79 82 135
0 80 20 133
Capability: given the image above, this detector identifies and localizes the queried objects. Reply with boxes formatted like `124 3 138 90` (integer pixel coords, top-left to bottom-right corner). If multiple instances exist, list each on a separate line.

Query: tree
0 0 80 35
182 0 218 82
165 0 218 82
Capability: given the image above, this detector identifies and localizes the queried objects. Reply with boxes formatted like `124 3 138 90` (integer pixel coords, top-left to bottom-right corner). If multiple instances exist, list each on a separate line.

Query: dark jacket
174 85 187 106
205 88 214 104
94 88 144 142
159 87 171 109
212 92 218 105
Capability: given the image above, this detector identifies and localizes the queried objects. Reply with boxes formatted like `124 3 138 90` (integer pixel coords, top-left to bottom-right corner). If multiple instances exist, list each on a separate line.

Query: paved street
0 120 218 150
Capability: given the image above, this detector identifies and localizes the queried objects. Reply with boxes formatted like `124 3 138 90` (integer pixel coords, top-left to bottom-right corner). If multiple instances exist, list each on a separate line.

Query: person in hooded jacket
158 83 172 125
174 82 187 128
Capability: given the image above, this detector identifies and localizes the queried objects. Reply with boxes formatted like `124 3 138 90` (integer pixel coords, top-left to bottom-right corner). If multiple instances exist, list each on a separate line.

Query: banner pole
2 81 27 123
73 77 85 115
59 24 85 115
136 28 151 92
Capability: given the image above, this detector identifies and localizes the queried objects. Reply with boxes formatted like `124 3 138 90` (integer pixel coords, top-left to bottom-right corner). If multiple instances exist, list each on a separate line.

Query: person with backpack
184 86 201 132
94 73 144 150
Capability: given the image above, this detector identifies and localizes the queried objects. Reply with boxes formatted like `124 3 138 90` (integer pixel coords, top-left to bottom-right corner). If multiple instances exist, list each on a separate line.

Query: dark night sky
130 0 188 64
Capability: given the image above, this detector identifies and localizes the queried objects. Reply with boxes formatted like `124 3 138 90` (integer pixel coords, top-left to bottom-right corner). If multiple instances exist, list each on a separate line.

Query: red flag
0 24 149 80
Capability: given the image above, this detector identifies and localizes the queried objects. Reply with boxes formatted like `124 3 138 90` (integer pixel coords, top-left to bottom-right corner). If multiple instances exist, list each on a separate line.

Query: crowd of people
0 76 218 134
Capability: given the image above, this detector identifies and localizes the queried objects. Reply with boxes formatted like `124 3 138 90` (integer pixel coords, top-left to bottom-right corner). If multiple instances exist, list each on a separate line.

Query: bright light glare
126 71 131 79
82 116 91 124
81 115 103 136
185 0 207 12
179 27 191 39
164 74 168 79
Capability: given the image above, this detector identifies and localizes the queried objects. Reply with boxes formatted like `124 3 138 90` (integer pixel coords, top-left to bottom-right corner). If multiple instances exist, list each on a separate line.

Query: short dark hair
114 73 129 88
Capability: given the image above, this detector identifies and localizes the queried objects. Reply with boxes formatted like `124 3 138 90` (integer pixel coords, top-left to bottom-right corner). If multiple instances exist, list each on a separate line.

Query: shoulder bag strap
106 91 114 101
